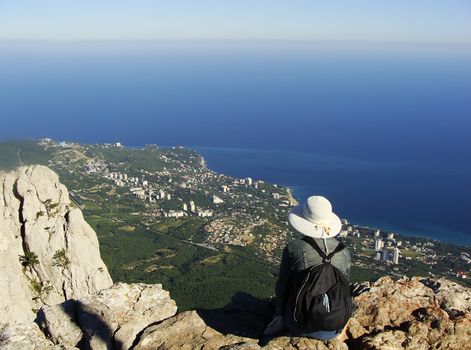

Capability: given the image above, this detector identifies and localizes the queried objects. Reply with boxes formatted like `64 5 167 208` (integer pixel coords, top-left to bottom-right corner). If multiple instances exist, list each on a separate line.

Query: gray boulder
0 322 74 350
37 282 177 350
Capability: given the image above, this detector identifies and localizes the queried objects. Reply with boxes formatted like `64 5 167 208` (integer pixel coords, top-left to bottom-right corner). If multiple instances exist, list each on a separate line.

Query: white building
182 203 188 211
166 194 171 200
393 248 400 265
212 195 224 204
197 210 213 218
387 233 395 240
116 142 122 147
272 193 280 200
221 185 228 193
374 230 381 237
165 210 185 218
159 190 165 198
246 177 253 186
375 239 384 251
134 190 146 200
189 201 196 212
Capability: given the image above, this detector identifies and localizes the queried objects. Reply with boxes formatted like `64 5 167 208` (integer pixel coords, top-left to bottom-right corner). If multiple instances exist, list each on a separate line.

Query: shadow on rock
36 299 124 350
196 292 275 340
75 300 124 350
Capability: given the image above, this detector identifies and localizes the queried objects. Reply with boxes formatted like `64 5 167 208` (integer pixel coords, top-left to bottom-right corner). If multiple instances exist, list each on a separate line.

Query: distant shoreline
191 145 471 247
132 143 470 247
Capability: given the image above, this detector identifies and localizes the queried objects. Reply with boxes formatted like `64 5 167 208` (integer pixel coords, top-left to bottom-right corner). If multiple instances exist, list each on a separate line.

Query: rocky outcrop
0 322 74 350
22 276 469 350
0 165 112 324
134 310 254 350
36 283 177 350
351 277 471 349
135 277 470 350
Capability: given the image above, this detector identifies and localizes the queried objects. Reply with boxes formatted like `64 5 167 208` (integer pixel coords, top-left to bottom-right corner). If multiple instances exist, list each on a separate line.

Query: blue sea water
0 41 470 245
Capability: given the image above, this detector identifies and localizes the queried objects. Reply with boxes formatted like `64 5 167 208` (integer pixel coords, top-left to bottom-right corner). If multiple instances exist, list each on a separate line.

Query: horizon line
0 38 471 48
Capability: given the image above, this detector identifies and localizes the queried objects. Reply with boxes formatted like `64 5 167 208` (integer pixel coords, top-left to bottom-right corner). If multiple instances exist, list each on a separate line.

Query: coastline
21 140 468 247
193 145 471 248
286 187 298 206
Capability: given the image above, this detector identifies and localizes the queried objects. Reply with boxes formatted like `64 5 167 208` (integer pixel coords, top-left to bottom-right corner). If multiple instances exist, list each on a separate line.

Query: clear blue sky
0 0 470 44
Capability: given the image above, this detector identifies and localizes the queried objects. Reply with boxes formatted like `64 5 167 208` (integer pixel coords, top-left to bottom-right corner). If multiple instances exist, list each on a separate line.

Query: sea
0 41 470 245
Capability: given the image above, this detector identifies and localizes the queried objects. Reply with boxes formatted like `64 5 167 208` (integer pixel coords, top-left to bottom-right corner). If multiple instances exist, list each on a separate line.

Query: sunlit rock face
0 165 112 324
36 283 177 350
130 276 471 350
350 276 471 349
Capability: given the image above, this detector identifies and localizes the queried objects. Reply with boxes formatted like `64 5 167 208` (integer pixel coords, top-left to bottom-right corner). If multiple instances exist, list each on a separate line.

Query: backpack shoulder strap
302 236 345 262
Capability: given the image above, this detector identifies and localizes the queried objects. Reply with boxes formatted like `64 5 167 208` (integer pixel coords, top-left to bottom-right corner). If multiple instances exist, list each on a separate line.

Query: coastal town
30 139 471 286
39 138 295 262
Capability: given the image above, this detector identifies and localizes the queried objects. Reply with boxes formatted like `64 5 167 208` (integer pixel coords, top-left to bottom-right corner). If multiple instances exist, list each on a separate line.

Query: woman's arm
275 245 292 312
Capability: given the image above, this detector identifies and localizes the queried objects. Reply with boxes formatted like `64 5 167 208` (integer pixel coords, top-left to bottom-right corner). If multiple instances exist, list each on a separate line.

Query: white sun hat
288 196 342 238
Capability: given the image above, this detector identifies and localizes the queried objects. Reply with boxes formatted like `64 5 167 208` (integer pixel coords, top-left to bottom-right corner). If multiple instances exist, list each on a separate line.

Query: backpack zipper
293 266 314 322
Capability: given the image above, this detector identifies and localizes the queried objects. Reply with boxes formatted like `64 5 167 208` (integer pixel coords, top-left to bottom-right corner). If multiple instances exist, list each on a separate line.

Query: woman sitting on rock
265 195 352 341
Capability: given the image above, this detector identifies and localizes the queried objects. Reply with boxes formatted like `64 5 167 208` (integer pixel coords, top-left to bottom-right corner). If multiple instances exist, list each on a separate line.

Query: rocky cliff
0 165 113 324
0 166 470 350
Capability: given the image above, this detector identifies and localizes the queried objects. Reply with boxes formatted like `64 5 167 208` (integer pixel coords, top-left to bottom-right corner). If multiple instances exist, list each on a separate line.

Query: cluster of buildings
84 160 108 174
107 172 138 187
339 221 361 238
203 213 262 247
61 141 296 261
259 228 289 263
373 231 401 265
168 200 214 218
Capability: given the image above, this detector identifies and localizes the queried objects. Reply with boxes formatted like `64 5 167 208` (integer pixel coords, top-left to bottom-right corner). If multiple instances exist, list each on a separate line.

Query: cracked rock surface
76 282 177 350
0 165 112 324
0 322 74 350
36 282 177 350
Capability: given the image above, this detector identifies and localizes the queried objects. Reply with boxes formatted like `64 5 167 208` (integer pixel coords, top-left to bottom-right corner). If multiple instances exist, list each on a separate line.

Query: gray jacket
275 236 351 311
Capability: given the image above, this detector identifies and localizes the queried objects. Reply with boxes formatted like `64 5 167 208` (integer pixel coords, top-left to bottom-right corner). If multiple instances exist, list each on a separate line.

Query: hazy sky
0 0 470 44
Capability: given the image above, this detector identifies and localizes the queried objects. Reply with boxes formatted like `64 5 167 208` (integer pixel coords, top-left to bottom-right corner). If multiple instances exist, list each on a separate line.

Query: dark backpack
286 237 353 331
